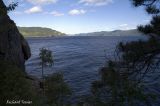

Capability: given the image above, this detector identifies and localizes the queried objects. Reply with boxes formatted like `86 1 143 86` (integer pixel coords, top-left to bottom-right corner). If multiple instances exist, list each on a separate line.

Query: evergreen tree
89 0 160 105
39 47 54 96
39 47 54 79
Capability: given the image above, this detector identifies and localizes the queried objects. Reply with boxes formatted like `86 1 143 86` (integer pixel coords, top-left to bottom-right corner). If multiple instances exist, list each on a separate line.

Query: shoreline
24 35 66 38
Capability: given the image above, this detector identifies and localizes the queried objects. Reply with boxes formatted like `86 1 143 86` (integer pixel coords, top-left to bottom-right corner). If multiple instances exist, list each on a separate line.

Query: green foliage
39 47 54 97
88 1 160 105
89 35 160 105
0 58 71 106
39 48 72 106
0 0 18 12
131 0 160 14
7 2 18 12
18 27 65 37
44 73 71 106
138 15 160 36
0 61 41 106
90 61 157 106
39 47 54 79
89 37 160 105
132 0 160 37
39 47 54 67
146 5 160 14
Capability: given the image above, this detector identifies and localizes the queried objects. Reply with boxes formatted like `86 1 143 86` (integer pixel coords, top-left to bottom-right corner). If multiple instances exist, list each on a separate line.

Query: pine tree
89 0 160 106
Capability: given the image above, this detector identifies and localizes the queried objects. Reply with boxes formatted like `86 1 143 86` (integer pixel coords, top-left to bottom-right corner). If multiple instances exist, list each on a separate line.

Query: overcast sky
4 0 151 34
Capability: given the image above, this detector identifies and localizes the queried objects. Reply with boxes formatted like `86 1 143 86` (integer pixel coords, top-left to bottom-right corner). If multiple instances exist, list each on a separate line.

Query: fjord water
26 35 145 102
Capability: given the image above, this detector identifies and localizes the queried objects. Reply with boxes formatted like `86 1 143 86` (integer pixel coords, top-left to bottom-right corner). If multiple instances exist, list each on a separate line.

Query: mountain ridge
75 29 143 36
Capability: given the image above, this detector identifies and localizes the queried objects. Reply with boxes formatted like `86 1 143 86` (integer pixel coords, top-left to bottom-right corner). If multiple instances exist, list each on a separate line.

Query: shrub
45 73 71 106
0 61 41 106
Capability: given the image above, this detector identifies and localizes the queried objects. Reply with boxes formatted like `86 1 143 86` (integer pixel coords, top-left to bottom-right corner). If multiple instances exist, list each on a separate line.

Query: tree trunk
42 62 45 95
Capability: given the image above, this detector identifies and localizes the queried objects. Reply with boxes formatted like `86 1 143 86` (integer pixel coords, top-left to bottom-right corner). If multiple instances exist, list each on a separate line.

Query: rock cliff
0 0 31 71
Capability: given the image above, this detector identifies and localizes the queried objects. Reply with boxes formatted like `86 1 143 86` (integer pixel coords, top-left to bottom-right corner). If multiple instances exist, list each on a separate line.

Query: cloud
117 24 135 30
69 9 86 15
26 0 58 5
25 6 42 14
119 24 128 27
79 0 113 6
50 11 64 16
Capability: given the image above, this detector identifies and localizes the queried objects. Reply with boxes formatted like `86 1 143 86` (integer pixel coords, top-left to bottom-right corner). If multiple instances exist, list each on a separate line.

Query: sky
4 0 152 34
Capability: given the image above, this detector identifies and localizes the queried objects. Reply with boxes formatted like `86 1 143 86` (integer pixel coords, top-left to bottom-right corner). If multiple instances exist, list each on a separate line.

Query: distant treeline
76 29 143 36
18 27 66 37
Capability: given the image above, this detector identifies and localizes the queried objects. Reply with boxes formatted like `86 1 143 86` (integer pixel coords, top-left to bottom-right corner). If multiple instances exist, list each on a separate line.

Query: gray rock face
0 1 31 71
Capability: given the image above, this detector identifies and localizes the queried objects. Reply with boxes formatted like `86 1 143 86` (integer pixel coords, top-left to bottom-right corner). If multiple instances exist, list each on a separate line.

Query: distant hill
18 27 66 37
76 29 143 36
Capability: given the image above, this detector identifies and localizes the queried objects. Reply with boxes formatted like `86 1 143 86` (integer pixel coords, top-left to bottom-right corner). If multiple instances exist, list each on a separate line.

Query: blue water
26 35 145 102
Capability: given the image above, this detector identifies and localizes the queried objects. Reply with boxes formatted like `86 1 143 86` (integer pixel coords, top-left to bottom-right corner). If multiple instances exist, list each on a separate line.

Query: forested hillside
18 27 65 37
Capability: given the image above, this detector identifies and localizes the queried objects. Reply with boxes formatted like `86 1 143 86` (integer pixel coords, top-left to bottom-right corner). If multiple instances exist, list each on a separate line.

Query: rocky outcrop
0 1 31 71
